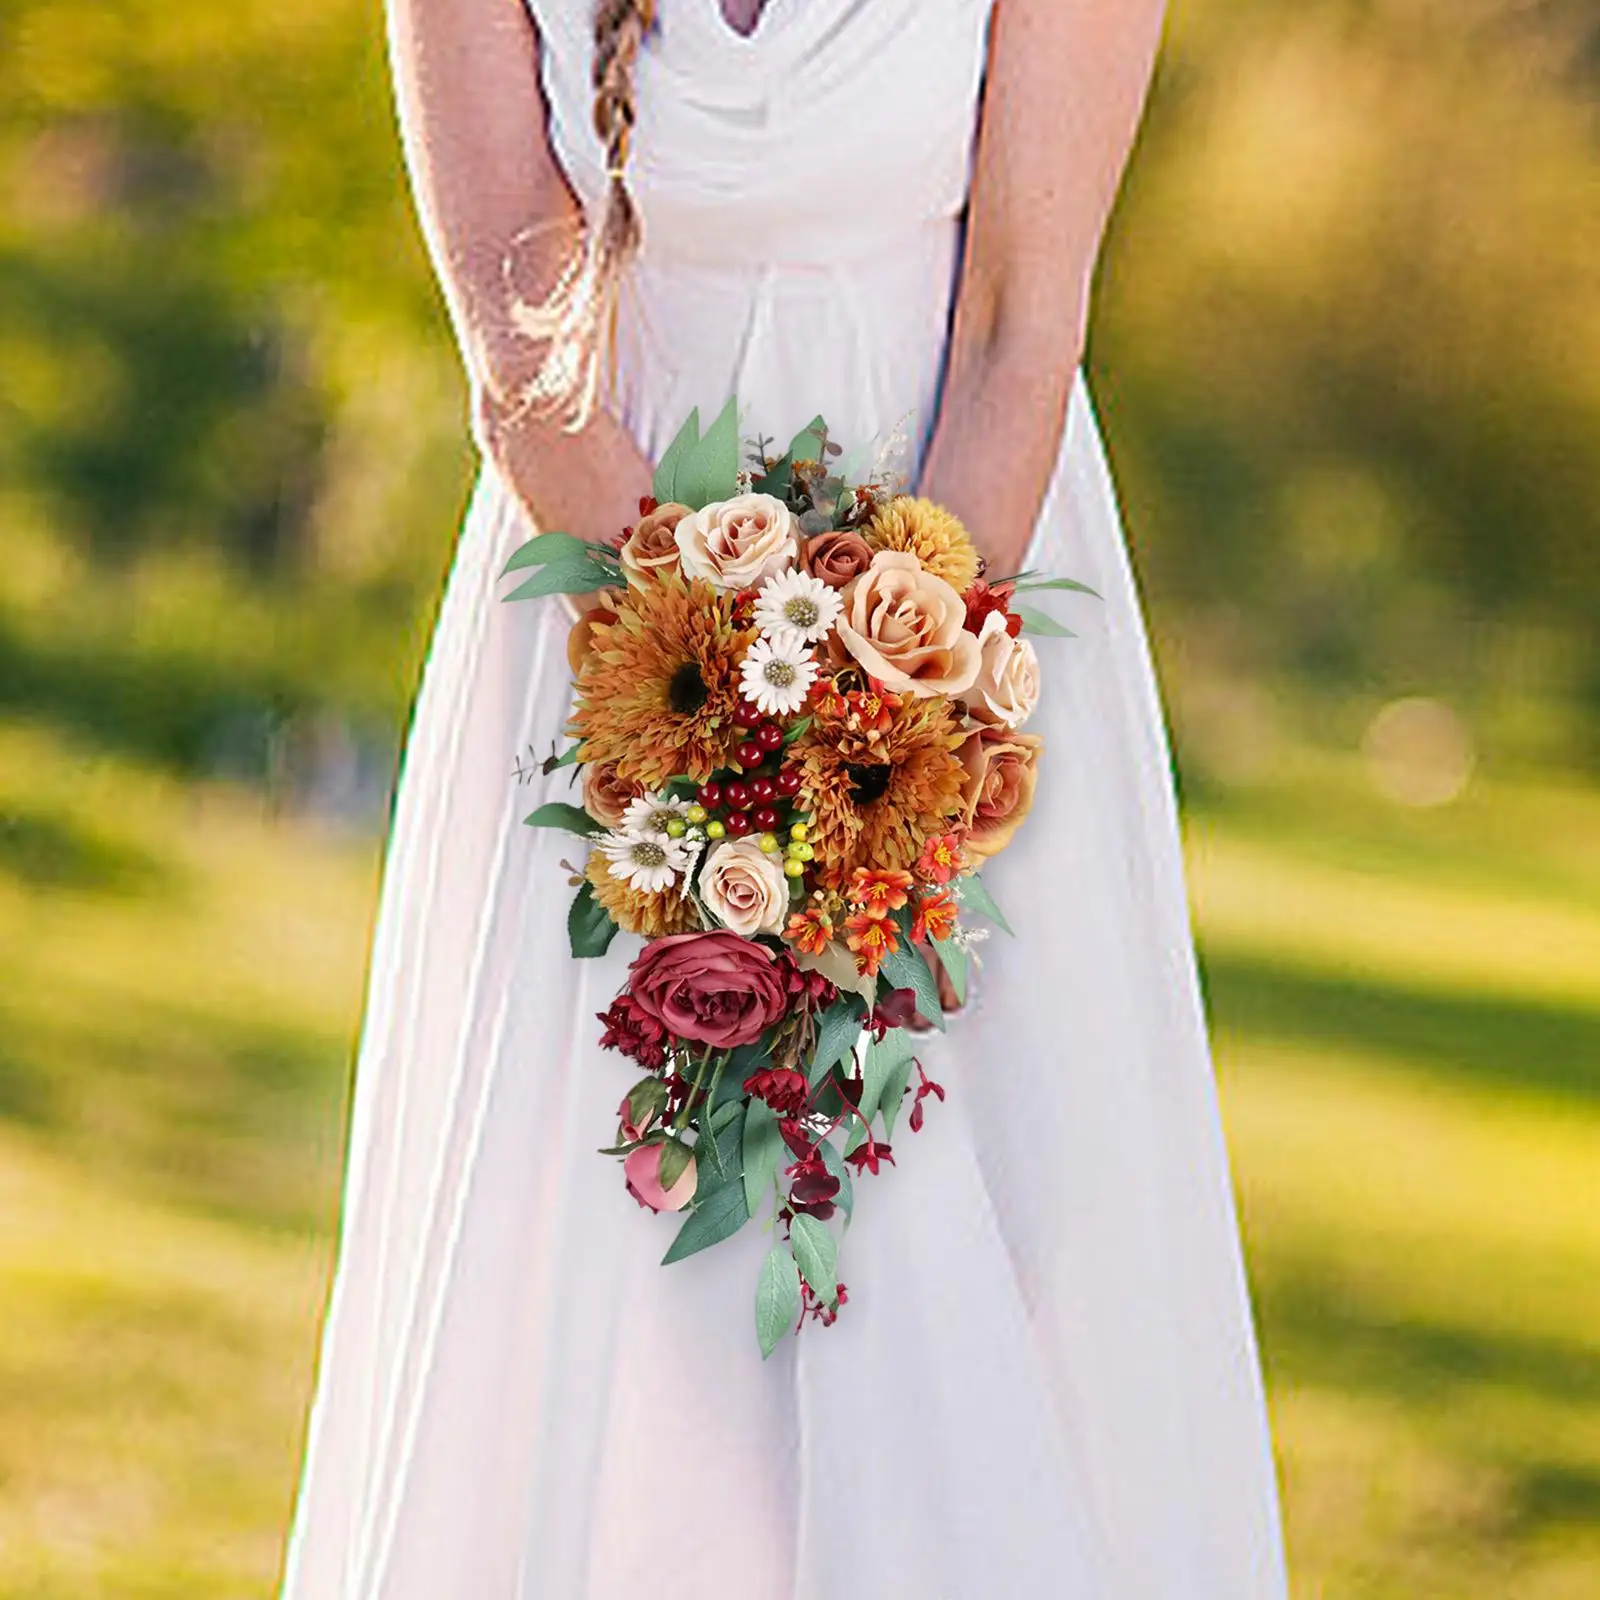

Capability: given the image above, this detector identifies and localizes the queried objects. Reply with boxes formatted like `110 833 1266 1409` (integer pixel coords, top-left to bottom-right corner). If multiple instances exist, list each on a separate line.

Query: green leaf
787 414 828 464
674 396 740 509
742 1096 784 1218
697 1099 744 1186
808 996 865 1085
653 408 700 504
752 450 792 497
960 873 1013 936
755 1244 801 1358
930 935 968 1006
502 553 622 603
547 744 581 770
661 1178 749 1265
880 937 943 1031
522 801 599 835
501 530 609 575
818 1138 854 1222
859 1027 914 1122
878 1046 918 1140
1010 604 1076 638
1012 575 1102 599
781 715 814 745
657 1136 694 1192
567 880 618 959
789 1213 838 1299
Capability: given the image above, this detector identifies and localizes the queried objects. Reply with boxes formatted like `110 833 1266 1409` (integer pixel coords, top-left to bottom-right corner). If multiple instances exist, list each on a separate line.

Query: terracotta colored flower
566 593 620 677
962 579 1022 640
619 501 691 586
742 1066 810 1117
915 832 964 885
627 930 790 1049
863 496 981 592
585 851 700 940
784 905 835 956
910 891 959 944
581 760 646 830
846 867 914 919
834 551 981 699
569 574 756 787
801 528 875 590
954 728 1043 864
624 1143 697 1212
844 910 901 978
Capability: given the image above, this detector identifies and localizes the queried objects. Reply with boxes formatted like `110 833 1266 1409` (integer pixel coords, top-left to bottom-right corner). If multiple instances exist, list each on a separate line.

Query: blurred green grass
2 723 1598 1595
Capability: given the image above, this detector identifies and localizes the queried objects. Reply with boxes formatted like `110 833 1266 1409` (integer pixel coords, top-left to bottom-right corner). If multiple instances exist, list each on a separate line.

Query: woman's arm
386 0 652 546
918 0 1167 574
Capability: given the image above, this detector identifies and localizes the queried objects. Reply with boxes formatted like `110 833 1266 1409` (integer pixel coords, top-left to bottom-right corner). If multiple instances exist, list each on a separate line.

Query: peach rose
802 529 875 590
620 501 690 586
966 610 1041 729
955 728 1042 863
674 493 799 592
834 550 981 698
698 838 790 938
566 594 618 676
582 760 645 830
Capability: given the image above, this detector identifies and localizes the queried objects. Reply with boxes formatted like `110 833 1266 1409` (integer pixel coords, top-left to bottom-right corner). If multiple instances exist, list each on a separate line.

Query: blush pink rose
627 930 791 1048
624 1143 697 1212
674 493 799 592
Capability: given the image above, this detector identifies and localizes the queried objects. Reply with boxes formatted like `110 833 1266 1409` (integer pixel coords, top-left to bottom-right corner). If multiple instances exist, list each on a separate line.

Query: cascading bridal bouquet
503 399 1092 1354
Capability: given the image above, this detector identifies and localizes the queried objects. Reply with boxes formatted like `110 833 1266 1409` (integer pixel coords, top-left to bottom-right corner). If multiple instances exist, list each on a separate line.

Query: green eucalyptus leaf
880 936 943 1031
502 530 607 575
878 1045 918 1140
503 554 622 603
959 873 1013 935
654 408 701 504
661 1178 749 1265
931 935 969 1006
547 744 582 770
1010 604 1076 638
817 1138 854 1222
755 1244 801 1358
859 1027 914 1123
742 1096 783 1217
787 415 828 465
1012 575 1102 599
808 996 865 1085
522 801 599 835
789 1212 838 1299
567 880 618 959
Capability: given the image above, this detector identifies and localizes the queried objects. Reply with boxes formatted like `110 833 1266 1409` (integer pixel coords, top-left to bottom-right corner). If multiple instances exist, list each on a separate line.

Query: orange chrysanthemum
793 695 968 885
846 867 914 919
585 852 701 939
569 574 756 787
784 905 835 956
844 910 901 978
910 891 959 944
863 496 981 593
915 832 965 885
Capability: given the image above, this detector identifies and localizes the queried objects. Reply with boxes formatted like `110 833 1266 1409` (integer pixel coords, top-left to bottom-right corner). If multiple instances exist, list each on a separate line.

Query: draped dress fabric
283 1 1289 1594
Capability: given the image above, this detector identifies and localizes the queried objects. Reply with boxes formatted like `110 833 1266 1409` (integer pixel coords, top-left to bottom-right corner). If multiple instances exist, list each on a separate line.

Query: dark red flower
845 1136 895 1176
638 495 659 516
596 994 670 1070
908 1059 946 1133
776 952 838 1010
799 1277 848 1327
870 987 920 1037
962 578 1022 639
743 1066 811 1117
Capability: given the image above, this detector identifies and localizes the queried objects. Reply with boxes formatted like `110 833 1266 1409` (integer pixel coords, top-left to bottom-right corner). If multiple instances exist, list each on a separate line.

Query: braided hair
510 0 655 430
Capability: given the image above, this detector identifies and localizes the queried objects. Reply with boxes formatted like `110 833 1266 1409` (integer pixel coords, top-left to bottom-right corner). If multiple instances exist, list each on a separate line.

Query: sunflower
585 851 701 939
864 496 981 593
569 574 756 787
793 694 968 883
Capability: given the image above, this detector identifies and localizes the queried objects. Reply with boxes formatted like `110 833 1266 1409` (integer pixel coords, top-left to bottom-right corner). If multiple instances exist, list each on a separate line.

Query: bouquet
503 399 1091 1354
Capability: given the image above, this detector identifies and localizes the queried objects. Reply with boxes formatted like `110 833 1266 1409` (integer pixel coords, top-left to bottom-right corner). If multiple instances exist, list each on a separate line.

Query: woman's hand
917 0 1167 571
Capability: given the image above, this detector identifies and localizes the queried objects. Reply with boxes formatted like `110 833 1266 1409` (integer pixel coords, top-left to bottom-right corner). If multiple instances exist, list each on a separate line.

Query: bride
283 0 1289 1594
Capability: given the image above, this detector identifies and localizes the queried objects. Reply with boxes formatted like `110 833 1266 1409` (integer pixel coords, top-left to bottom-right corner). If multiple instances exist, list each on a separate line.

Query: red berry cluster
697 700 805 837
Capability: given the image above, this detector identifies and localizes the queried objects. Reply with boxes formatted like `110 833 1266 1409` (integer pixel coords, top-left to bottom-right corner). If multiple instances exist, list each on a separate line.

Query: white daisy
598 829 694 893
620 792 694 839
739 634 818 717
753 568 842 646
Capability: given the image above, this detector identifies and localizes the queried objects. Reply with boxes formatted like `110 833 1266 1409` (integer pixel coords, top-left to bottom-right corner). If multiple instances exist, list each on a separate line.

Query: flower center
763 659 797 688
632 840 668 867
668 661 708 714
784 596 820 630
845 761 894 805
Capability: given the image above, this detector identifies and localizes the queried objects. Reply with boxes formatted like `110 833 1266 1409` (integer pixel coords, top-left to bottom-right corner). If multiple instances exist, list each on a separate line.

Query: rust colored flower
915 831 965 885
801 528 875 590
585 852 701 940
962 578 1022 640
862 495 981 593
844 910 901 978
569 573 757 787
581 759 646 830
784 905 835 956
954 728 1043 864
566 593 620 677
619 500 691 586
910 890 959 944
846 867 914 919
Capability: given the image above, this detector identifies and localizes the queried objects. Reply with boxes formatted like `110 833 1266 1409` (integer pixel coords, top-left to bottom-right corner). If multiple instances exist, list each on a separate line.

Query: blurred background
1 0 1596 1592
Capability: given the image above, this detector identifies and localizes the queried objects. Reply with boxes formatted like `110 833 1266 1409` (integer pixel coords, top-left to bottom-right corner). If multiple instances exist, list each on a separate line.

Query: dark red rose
597 995 669 1070
627 930 791 1049
743 1066 811 1117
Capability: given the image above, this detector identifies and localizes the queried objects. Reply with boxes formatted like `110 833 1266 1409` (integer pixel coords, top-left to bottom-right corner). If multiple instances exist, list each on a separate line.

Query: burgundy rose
597 994 670 1070
627 930 790 1049
743 1066 811 1117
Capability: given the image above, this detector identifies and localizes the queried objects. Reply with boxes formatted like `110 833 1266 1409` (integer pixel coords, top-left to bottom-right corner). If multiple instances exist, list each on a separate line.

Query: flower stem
674 1045 716 1133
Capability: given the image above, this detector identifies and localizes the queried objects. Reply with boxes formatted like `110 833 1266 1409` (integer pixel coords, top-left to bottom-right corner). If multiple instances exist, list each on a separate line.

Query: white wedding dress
283 1 1288 1594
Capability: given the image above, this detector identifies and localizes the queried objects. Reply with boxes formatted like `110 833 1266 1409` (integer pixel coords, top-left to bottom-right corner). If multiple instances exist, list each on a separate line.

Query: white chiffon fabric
283 1 1289 1594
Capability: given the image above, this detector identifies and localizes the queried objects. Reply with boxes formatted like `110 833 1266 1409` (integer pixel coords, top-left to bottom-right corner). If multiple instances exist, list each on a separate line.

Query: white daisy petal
620 792 694 839
598 828 692 893
753 568 843 647
739 634 818 717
